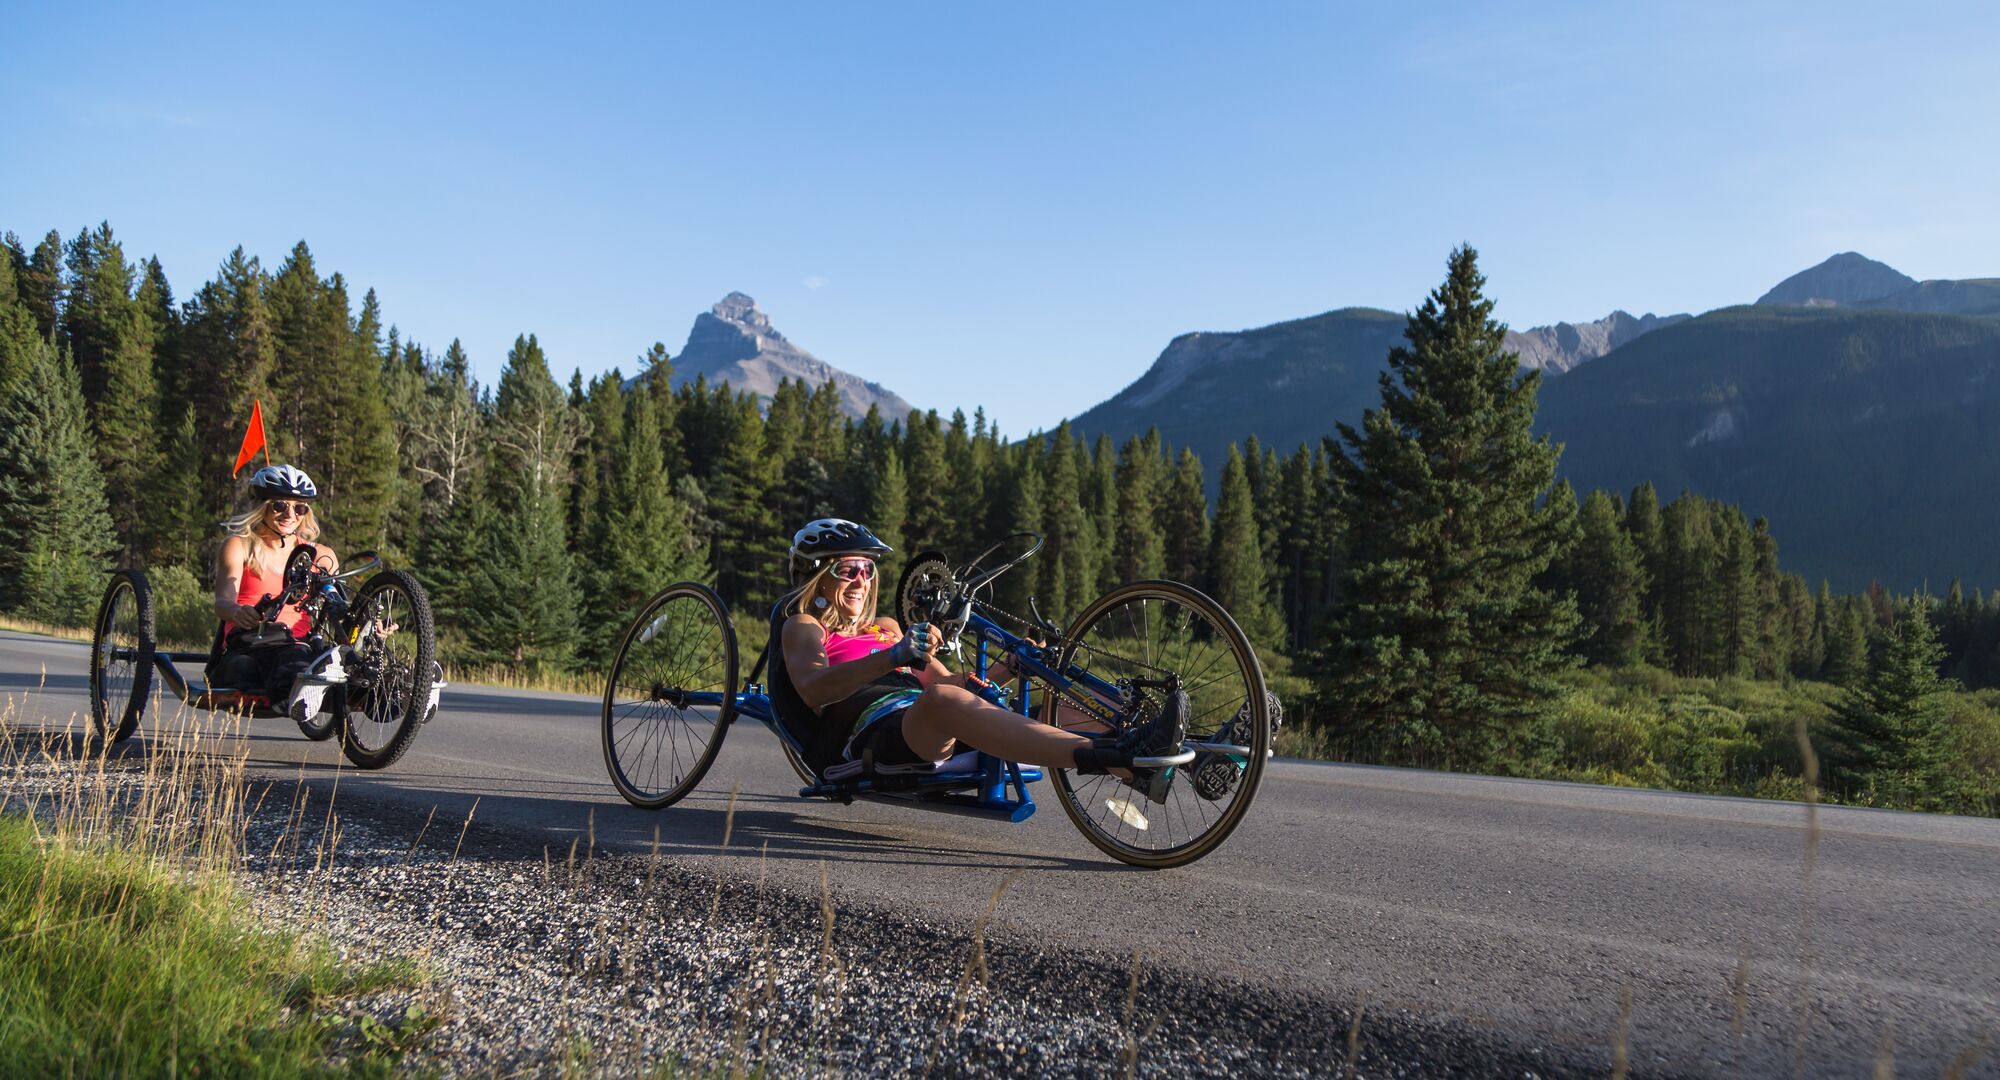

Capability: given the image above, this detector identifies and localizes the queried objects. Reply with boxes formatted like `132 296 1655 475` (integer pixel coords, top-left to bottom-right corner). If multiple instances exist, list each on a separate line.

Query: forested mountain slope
1536 306 2000 590
1065 307 1408 480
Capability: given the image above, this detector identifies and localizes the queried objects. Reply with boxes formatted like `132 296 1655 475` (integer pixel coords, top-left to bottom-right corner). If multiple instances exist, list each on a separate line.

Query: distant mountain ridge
1756 252 1915 307
1536 305 2000 589
656 292 913 421
1061 252 2000 588
1505 310 1689 373
1756 252 2000 317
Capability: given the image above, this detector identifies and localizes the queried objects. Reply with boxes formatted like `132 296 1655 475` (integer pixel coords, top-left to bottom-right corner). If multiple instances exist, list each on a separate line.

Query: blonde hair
792 561 878 634
221 499 321 545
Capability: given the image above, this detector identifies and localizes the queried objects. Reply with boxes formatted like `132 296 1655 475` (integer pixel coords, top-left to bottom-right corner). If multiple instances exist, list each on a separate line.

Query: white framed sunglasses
829 559 877 582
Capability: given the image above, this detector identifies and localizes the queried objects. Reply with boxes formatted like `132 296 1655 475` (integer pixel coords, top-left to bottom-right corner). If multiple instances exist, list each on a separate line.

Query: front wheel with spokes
90 570 156 743
338 570 437 770
602 583 738 809
1044 579 1270 869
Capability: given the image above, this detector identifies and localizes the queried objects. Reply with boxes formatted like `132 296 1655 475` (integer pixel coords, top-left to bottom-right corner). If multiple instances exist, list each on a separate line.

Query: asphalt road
4 628 1996 1077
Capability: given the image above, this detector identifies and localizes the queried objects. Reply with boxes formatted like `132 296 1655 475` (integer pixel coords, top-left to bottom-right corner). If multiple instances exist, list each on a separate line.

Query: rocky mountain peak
1756 252 1915 308
1506 310 1689 374
710 291 783 341
660 292 913 422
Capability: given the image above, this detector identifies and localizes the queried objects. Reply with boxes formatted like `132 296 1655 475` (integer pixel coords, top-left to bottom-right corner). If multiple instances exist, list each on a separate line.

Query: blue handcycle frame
695 606 1136 825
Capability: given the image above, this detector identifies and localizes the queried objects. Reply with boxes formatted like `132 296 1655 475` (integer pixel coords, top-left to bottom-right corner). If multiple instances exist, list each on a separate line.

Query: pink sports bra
823 623 899 666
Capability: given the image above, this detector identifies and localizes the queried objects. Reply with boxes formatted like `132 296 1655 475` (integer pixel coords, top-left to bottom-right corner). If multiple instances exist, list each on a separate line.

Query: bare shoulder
217 534 249 568
875 615 903 634
781 615 827 646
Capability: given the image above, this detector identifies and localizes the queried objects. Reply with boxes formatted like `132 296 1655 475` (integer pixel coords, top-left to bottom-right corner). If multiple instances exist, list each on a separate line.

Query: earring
812 595 829 610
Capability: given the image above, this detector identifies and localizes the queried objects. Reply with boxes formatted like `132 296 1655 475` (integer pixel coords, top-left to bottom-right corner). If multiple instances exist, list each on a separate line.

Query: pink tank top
235 553 312 639
823 623 898 666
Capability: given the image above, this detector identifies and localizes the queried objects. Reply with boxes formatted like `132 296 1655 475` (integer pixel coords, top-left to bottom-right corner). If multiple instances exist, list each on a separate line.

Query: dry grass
0 688 428 1074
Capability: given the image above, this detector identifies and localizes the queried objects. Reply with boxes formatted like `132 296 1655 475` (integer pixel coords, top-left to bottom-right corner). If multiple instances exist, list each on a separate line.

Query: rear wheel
89 570 155 743
337 571 436 770
602 583 738 809
1043 579 1270 869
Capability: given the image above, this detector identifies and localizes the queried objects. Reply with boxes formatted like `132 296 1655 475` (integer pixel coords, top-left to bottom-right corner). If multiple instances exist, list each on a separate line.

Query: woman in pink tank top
777 517 1187 782
208 465 341 699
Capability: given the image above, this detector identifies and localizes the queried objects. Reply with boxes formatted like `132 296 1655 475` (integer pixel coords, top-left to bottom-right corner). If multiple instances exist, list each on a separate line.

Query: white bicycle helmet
248 464 318 501
788 518 891 582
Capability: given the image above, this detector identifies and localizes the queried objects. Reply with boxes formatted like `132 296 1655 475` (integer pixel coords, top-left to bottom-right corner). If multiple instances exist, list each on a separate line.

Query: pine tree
902 408 951 552
1158 448 1209 589
0 244 39 397
1112 430 1166 584
572 370 626 561
1819 585 1870 686
1270 444 1322 650
61 223 161 558
151 404 209 568
1827 597 1956 807
636 343 686 480
580 389 704 662
1086 433 1119 592
1550 488 1649 667
1748 519 1790 678
265 257 396 551
1658 494 1719 676
466 333 582 667
1716 509 1757 677
1323 246 1580 767
711 392 782 605
1210 445 1285 649
1781 574 1821 680
762 379 810 535
941 409 984 556
0 337 115 622
781 379 846 528
1040 423 1093 619
178 247 275 514
19 231 64 342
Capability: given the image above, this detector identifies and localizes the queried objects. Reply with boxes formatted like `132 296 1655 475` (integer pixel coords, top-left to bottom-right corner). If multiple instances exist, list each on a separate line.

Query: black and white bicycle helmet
789 518 891 582
248 464 318 501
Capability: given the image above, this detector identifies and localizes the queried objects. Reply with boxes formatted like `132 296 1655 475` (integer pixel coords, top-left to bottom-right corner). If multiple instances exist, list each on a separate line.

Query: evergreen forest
2 224 1995 815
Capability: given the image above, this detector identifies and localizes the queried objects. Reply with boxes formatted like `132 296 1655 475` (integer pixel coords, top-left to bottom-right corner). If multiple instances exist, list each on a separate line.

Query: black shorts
209 642 317 700
851 712 930 768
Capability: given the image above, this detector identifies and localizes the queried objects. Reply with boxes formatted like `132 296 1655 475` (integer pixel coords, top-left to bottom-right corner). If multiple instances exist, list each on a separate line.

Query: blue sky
4 2 1995 433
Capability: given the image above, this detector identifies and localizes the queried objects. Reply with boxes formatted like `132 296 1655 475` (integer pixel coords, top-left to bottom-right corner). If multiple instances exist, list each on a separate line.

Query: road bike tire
337 570 436 770
89 569 156 743
602 582 739 810
1044 579 1271 869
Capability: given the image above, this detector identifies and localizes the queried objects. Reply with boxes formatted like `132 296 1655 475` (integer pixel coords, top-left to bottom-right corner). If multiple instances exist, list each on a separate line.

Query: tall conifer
1112 431 1166 584
1211 446 1285 649
1324 246 1579 767
0 338 114 621
1158 448 1209 589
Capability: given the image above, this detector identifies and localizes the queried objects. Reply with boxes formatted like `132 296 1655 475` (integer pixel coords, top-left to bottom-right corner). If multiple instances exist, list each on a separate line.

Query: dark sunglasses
829 559 876 582
267 500 312 517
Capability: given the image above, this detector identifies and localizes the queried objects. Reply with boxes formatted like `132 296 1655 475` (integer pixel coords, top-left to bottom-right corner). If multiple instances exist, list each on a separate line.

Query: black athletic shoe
1121 688 1189 760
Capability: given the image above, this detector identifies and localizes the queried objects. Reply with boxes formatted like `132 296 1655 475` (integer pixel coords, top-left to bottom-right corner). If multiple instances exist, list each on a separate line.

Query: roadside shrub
148 563 213 650
1543 693 1670 789
1651 699 1758 793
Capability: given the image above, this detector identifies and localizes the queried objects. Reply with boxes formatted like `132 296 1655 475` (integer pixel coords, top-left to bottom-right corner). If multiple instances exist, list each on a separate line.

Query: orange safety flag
232 400 269 476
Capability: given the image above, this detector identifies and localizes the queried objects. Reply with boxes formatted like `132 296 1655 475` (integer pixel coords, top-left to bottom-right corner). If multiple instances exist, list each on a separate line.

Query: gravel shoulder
231 775 1617 1077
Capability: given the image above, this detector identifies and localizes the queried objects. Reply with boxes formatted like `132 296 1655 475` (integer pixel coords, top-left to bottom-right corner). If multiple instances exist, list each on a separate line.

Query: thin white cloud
803 276 829 291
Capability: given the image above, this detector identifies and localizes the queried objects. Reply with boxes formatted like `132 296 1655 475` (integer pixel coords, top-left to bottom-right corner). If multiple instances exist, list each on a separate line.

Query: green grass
0 814 428 1076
